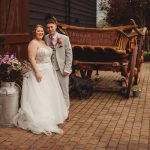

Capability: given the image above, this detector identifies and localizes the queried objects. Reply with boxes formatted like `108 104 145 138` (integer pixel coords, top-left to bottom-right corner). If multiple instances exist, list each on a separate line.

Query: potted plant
131 85 141 97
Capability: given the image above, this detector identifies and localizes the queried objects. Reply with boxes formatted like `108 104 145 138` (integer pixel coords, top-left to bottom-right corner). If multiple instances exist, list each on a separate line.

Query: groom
45 17 73 110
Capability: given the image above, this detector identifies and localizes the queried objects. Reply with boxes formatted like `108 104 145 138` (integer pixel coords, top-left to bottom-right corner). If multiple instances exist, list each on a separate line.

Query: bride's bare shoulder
28 40 39 49
29 39 38 45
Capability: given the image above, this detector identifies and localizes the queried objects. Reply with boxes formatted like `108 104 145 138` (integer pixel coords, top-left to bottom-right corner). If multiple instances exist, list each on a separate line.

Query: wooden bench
58 20 147 98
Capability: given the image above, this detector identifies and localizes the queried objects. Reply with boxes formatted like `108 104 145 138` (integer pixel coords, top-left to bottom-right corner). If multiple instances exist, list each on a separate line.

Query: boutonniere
57 38 63 48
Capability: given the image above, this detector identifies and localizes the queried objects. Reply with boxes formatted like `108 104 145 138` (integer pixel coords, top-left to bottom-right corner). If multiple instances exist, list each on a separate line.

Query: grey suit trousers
56 70 70 110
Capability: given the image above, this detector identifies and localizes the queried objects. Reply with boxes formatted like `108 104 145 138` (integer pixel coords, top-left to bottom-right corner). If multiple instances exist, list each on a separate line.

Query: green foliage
99 0 150 27
144 52 150 61
97 19 110 27
131 85 141 92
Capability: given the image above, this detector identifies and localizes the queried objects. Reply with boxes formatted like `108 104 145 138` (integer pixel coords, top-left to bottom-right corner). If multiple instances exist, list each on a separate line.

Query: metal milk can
0 82 20 127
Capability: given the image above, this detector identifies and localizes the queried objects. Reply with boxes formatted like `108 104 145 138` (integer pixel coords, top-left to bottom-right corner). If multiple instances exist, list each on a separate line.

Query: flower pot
133 90 141 97
0 82 20 127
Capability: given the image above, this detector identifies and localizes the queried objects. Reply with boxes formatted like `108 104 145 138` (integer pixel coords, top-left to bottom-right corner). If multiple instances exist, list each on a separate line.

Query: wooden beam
0 34 31 44
59 23 137 31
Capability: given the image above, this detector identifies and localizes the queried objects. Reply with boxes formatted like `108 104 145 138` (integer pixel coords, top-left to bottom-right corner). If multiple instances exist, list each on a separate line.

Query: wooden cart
58 20 147 98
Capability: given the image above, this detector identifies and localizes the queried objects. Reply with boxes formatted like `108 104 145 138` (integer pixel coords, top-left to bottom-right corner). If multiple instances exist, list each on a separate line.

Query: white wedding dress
13 47 68 135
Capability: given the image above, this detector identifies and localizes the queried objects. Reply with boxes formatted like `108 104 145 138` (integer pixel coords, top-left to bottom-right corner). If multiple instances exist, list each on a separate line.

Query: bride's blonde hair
32 24 45 37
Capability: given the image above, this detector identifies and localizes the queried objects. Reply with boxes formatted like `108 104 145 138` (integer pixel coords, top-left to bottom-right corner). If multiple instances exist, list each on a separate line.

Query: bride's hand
35 72 42 82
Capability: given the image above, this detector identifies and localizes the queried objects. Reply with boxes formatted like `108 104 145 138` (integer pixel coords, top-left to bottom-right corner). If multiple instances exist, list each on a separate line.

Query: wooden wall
70 0 96 27
29 0 96 32
29 0 67 32
0 0 30 59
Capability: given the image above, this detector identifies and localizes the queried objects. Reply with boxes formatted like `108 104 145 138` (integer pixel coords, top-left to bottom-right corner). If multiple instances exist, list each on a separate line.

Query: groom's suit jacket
44 33 73 75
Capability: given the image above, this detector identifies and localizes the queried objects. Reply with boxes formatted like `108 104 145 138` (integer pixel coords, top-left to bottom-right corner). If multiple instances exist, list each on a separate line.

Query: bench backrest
58 24 137 51
66 29 118 46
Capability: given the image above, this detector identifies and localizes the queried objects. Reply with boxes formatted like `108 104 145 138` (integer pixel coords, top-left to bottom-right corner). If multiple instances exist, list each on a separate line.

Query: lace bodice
36 47 52 63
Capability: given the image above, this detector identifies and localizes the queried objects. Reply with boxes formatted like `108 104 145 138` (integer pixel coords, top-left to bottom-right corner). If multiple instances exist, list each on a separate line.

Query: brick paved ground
0 62 150 150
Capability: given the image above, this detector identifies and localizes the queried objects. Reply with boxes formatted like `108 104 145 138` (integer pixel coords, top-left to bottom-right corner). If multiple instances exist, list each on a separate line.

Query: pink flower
10 54 15 59
57 38 63 44
57 38 63 48
0 53 30 81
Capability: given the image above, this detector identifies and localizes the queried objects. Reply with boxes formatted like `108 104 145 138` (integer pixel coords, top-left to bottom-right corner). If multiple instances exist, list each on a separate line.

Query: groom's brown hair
46 16 58 25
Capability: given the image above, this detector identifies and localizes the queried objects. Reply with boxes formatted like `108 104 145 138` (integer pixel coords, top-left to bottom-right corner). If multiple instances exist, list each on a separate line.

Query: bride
13 25 68 135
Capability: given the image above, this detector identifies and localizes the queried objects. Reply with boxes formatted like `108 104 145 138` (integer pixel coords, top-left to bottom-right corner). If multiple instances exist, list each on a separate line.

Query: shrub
144 51 150 61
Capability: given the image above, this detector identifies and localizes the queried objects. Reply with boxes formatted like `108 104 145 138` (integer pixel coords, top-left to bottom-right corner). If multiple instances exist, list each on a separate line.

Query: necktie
50 37 54 49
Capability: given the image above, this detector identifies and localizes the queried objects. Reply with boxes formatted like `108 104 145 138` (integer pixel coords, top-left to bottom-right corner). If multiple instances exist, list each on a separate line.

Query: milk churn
0 82 20 127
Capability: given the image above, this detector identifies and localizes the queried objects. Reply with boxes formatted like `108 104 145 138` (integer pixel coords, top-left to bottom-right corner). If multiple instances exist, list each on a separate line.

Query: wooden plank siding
70 0 96 27
29 0 67 32
29 0 96 32
0 0 30 59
